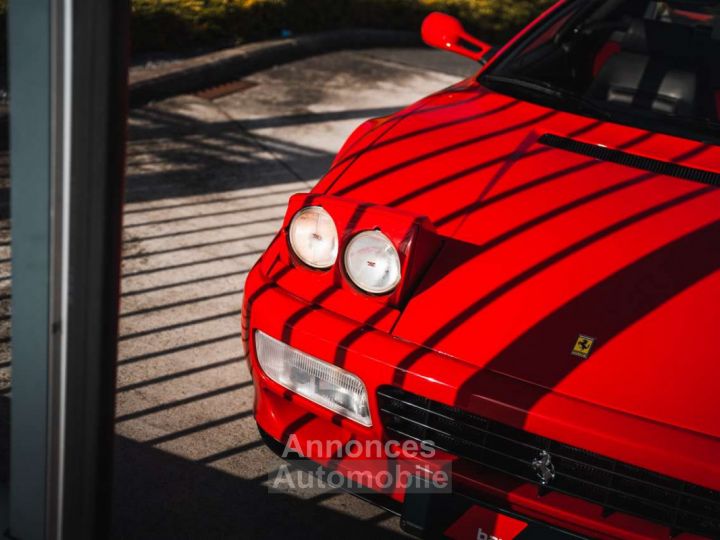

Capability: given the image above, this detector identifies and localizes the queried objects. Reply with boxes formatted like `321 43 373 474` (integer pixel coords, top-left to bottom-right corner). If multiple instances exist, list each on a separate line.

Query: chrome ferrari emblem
532 450 555 485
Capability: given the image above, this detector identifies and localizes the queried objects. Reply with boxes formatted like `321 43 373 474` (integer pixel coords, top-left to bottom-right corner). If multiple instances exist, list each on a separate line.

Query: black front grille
377 387 720 538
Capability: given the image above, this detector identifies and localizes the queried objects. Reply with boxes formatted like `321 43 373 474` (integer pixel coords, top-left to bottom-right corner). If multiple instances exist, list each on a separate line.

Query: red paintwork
672 9 715 23
444 506 529 539
421 11 491 62
242 4 720 539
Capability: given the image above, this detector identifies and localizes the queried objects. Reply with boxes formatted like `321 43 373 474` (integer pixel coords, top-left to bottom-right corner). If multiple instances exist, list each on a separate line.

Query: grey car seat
587 18 698 116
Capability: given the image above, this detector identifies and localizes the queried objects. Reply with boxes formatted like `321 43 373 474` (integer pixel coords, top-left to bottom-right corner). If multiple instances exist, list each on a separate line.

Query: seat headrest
621 18 697 60
621 19 648 53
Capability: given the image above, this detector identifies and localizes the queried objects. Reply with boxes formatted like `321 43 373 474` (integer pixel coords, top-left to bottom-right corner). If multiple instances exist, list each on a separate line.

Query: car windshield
480 0 720 143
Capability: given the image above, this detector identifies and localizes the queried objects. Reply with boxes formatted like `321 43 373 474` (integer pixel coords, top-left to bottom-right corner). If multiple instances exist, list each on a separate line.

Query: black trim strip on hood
539 133 720 187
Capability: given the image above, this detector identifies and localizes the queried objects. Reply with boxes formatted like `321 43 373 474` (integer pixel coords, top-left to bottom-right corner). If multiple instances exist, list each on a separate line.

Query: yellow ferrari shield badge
571 334 595 359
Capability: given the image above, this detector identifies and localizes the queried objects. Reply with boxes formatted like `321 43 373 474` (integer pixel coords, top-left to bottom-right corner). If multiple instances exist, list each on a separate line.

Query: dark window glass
481 0 720 143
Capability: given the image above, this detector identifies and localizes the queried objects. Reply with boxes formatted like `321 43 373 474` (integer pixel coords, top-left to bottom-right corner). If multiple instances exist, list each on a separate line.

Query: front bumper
243 261 717 540
257 423 583 540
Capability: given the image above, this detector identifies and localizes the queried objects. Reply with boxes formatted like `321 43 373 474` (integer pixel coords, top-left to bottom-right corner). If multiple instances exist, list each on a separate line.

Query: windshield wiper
481 75 614 120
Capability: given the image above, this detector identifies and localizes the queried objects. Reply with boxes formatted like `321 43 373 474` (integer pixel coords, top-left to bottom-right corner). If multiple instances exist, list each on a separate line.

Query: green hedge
0 1 552 57
131 0 554 54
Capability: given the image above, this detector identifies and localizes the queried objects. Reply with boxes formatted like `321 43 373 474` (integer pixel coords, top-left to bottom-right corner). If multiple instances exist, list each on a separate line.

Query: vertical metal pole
8 0 53 537
57 0 128 537
8 0 128 537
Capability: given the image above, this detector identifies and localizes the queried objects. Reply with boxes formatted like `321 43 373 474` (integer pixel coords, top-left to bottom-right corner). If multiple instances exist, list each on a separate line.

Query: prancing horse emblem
532 450 555 485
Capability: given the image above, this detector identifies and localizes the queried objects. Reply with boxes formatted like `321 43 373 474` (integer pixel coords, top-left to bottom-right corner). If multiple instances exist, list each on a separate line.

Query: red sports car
242 1 720 538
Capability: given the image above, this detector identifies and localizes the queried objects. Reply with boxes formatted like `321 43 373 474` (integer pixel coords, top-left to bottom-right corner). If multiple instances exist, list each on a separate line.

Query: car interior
487 0 720 129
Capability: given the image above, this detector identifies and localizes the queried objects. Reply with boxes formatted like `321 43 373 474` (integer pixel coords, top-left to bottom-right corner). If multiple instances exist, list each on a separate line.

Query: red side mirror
421 12 491 62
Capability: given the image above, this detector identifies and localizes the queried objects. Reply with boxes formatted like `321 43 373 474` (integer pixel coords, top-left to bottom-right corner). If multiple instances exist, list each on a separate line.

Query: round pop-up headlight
288 206 338 269
344 230 401 294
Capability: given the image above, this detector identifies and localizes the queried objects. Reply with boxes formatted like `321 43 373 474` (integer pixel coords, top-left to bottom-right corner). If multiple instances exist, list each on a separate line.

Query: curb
129 29 421 107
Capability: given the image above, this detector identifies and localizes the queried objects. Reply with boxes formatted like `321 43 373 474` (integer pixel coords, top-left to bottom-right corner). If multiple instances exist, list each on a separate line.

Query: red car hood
321 83 720 439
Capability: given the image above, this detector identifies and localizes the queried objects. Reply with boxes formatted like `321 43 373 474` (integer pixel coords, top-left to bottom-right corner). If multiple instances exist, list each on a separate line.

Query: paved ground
0 47 478 538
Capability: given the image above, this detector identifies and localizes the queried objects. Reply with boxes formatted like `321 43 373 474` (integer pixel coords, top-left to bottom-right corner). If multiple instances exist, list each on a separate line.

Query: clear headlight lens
255 330 371 427
344 230 401 294
288 206 338 269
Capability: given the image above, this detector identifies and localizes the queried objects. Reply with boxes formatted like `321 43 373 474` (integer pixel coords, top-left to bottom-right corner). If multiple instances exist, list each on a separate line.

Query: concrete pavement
1 47 476 539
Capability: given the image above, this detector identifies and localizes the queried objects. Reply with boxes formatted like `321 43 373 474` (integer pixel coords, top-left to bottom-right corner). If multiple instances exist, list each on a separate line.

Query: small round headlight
288 206 338 269
344 230 401 294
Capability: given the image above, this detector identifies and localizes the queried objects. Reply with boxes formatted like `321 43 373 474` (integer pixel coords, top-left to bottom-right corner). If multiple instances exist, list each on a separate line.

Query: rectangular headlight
255 330 371 427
